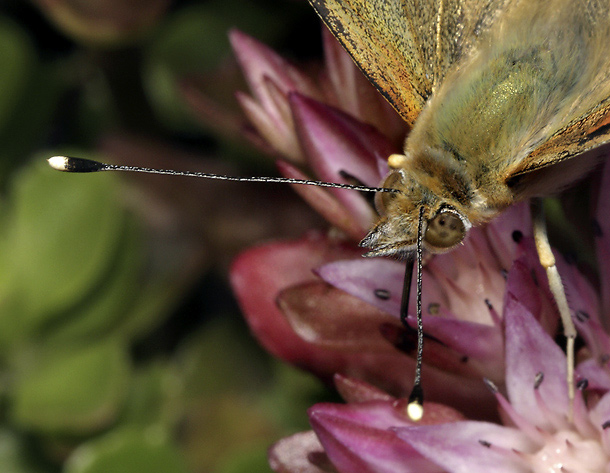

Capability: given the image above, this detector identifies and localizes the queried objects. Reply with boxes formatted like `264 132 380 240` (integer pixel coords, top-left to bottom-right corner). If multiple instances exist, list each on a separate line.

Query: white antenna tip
48 156 70 171
46 156 106 173
407 400 424 422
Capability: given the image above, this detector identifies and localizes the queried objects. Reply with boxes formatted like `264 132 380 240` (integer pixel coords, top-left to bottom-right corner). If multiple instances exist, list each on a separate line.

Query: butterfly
50 0 610 421
307 0 610 419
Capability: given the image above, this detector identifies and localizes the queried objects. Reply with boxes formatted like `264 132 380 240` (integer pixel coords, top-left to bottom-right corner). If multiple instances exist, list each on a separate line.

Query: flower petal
504 295 569 426
277 160 368 240
395 421 531 473
230 232 362 378
277 280 401 353
320 28 406 147
236 89 301 160
316 258 404 317
577 357 610 392
309 402 435 473
504 253 557 335
230 30 319 108
589 392 610 455
334 374 395 403
316 258 449 322
484 202 532 270
418 316 502 363
291 93 392 188
290 93 394 228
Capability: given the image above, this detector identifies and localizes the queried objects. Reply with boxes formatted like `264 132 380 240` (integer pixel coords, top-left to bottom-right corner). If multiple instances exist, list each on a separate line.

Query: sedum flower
228 28 406 164
271 299 610 473
220 25 610 473
228 29 608 418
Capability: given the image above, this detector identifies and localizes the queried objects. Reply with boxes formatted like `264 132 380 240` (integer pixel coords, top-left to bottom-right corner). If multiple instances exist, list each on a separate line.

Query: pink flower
228 29 608 414
271 299 610 473
225 28 610 471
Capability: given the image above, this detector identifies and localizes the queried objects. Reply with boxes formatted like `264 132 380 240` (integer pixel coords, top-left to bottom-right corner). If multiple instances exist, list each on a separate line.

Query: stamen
374 289 391 300
533 373 569 430
484 378 545 445
477 439 529 466
484 298 502 325
575 311 590 323
534 372 544 390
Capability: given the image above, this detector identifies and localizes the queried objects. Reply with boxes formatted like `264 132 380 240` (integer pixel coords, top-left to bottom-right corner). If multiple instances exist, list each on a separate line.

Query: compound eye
424 210 467 250
375 171 403 216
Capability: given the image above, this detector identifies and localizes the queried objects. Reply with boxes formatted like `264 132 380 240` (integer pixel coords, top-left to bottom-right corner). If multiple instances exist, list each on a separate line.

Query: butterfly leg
531 198 576 420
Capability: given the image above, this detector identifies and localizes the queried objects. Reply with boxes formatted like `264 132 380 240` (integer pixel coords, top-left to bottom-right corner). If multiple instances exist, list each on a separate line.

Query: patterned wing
503 1 610 196
308 0 513 125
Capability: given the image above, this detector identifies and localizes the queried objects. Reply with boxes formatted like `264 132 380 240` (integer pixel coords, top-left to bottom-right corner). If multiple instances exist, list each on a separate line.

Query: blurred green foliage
0 1 328 472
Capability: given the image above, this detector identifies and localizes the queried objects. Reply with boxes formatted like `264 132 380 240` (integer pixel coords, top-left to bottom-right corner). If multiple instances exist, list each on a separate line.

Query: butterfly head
359 163 472 258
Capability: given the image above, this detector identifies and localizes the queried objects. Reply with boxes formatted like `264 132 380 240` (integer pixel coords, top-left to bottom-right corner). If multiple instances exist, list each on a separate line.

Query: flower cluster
227 28 610 472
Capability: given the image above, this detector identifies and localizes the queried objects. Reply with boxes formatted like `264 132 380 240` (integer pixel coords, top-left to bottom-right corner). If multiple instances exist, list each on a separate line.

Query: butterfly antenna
404 205 425 422
47 156 402 195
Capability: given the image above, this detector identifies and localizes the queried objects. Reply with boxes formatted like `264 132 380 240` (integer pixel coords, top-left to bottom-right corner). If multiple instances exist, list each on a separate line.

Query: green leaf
2 158 127 333
64 428 188 473
41 218 144 346
11 339 131 435
118 362 182 430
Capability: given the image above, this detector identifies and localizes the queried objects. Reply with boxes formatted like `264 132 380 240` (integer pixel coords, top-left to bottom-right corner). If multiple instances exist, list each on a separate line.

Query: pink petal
291 93 392 187
277 280 402 353
577 358 610 392
484 202 532 270
334 374 395 403
504 254 557 335
231 233 422 396
290 93 395 227
311 401 414 430
229 29 319 108
309 402 435 473
236 89 301 161
316 258 448 322
504 295 569 427
316 258 404 317
589 392 610 453
277 160 368 240
425 229 506 324
395 421 532 473
320 28 406 147
418 316 502 362
230 232 362 378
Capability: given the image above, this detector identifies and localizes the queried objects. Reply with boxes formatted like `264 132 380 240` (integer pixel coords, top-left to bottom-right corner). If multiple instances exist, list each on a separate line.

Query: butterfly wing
503 2 610 198
309 0 514 125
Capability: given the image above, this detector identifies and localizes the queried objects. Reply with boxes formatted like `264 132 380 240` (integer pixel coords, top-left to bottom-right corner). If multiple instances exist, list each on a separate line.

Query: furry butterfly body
309 0 610 255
